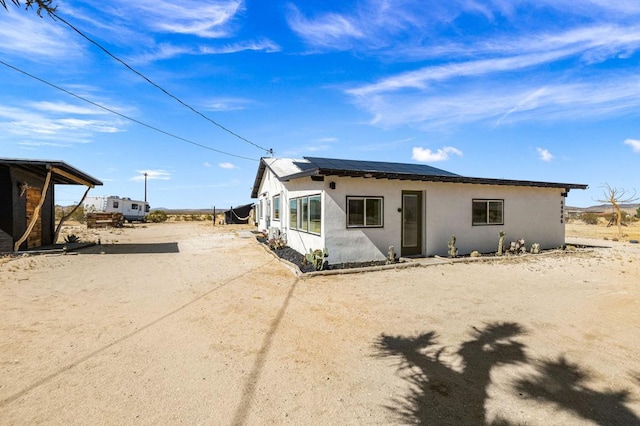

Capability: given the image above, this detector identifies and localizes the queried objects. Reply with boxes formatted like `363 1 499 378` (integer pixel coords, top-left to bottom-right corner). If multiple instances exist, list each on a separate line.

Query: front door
401 191 422 257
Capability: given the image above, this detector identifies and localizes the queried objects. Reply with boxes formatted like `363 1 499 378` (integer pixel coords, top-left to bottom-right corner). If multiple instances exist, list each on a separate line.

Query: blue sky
1 0 639 209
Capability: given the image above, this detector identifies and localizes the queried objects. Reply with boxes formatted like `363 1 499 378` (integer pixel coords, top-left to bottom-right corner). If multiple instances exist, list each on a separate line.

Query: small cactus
497 231 506 256
447 235 458 258
304 248 329 271
387 246 396 264
64 234 81 243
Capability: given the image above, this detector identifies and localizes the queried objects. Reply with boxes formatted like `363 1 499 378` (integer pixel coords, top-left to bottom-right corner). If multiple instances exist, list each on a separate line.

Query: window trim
289 198 298 230
472 199 504 226
308 194 322 235
273 194 281 221
346 196 384 228
288 194 322 235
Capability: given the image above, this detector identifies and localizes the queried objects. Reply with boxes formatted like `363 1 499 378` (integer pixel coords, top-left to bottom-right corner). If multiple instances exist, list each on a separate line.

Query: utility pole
144 172 148 204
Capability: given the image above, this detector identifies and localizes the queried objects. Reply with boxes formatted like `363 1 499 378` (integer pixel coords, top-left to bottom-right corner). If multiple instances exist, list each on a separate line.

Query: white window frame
273 194 280 221
289 194 321 235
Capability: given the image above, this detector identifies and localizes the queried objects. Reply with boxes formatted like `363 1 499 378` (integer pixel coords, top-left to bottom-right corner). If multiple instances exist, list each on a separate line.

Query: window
131 204 139 210
289 199 298 229
113 201 119 208
309 195 321 234
301 197 308 231
472 199 503 225
259 200 263 219
273 194 280 220
347 197 383 227
288 194 321 235
145 204 150 212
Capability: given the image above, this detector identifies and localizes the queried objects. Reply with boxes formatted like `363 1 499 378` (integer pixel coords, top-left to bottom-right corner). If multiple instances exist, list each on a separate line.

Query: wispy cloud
203 162 212 167
286 4 364 50
313 137 339 143
219 162 236 169
537 147 554 162
30 101 107 115
0 10 83 59
202 97 255 112
131 39 280 63
0 104 126 146
412 146 462 162
130 170 172 181
112 0 244 38
198 39 280 54
624 138 640 152
348 75 640 129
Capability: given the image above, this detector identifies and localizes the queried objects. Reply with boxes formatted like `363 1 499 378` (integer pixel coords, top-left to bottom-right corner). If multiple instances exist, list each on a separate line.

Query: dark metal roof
289 156 460 180
0 158 103 187
250 156 587 198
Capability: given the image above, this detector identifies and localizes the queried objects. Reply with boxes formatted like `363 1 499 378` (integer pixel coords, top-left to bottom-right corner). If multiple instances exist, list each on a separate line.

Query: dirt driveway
1 222 639 425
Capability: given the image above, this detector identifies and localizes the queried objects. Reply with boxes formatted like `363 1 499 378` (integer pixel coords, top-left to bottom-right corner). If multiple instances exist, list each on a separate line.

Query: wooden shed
0 158 102 252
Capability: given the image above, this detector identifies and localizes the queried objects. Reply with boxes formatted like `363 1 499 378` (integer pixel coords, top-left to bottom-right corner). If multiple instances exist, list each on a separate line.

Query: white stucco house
250 157 588 265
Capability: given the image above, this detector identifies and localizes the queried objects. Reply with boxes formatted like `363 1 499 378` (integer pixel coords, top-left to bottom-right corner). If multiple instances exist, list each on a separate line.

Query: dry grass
567 219 640 241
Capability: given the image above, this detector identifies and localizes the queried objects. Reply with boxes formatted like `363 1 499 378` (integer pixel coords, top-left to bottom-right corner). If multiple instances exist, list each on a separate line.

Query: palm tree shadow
374 322 526 425
515 356 640 425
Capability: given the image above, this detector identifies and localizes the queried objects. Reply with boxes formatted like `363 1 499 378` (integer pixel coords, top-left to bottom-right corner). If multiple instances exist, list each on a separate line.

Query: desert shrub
636 205 640 218
147 210 168 223
604 211 633 223
74 206 86 223
581 212 599 225
205 214 213 221
190 214 201 221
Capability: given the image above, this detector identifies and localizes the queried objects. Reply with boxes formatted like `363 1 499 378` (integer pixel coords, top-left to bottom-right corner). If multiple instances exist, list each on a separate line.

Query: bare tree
0 0 56 17
596 184 638 239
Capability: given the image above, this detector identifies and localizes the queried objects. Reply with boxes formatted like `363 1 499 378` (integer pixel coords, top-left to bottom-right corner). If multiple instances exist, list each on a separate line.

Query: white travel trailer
84 196 150 222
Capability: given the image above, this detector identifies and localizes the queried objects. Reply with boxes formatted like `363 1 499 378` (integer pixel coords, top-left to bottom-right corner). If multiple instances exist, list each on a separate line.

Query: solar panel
304 157 459 177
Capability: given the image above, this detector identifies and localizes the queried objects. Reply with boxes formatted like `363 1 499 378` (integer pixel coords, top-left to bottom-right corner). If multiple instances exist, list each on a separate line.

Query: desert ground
1 220 639 425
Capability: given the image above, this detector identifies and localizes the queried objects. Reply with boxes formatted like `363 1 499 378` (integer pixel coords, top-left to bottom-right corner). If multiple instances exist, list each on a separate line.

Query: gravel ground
1 222 639 425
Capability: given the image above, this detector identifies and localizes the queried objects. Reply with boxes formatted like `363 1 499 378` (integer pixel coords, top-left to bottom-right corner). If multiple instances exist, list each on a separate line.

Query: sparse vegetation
64 234 81 243
596 184 638 238
581 212 600 225
56 205 86 224
147 210 168 223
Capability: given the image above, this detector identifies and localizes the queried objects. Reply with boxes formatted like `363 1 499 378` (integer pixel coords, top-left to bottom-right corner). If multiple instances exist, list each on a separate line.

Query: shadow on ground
374 322 639 425
78 242 180 254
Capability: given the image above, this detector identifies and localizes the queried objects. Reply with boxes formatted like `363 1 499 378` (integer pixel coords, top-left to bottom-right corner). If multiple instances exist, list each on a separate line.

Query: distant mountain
567 203 639 212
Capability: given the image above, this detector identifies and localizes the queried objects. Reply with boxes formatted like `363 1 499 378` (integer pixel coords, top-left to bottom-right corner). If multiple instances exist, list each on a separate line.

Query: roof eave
285 167 588 189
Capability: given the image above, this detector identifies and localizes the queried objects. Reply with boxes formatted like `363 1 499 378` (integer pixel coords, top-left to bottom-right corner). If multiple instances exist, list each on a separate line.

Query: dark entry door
401 191 422 257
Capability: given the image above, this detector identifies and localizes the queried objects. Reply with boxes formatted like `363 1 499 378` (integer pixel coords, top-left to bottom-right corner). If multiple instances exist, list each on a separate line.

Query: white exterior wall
424 183 565 256
255 169 325 257
323 177 566 263
256 169 568 265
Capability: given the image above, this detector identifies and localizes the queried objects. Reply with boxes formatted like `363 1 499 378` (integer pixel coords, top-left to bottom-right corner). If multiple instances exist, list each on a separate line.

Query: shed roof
251 156 588 198
0 158 103 187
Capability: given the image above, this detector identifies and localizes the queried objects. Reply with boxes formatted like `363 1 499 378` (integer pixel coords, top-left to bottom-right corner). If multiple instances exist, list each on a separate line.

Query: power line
50 11 272 155
0 59 258 162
